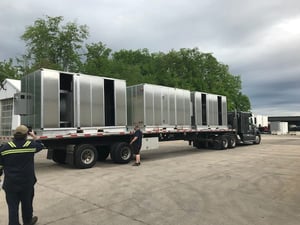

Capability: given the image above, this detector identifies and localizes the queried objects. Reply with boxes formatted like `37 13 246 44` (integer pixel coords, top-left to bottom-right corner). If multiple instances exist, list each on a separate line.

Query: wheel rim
255 135 260 143
230 138 236 147
81 149 95 164
121 147 131 160
222 139 228 148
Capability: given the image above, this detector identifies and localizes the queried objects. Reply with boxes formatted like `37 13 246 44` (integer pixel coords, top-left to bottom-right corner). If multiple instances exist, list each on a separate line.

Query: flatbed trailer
34 125 253 169
0 68 261 169
0 124 259 169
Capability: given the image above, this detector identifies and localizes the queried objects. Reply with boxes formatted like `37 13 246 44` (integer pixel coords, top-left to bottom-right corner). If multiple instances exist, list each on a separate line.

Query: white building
253 114 269 128
270 121 289 135
0 79 21 136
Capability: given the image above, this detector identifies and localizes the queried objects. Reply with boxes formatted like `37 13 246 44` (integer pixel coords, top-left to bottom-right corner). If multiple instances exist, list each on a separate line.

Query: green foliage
0 59 20 89
105 47 247 111
0 59 18 79
231 92 251 112
3 15 251 112
82 42 112 75
21 15 89 72
110 48 156 84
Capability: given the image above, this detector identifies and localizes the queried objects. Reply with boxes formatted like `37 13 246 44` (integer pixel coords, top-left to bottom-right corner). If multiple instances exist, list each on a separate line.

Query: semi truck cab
228 111 261 144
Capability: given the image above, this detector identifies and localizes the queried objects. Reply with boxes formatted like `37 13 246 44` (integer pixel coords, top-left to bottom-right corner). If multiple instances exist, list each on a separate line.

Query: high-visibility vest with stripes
0 141 36 156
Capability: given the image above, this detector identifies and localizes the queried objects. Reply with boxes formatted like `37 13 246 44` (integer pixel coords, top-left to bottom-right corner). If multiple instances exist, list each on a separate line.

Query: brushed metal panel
144 85 154 125
161 86 169 125
222 96 227 125
79 76 92 127
134 85 142 125
176 89 185 125
126 86 133 126
175 88 191 126
91 76 104 126
207 94 218 126
192 92 203 126
153 86 162 125
34 72 41 128
190 92 196 126
42 70 59 128
26 73 32 126
128 84 192 128
132 85 145 126
136 85 145 125
197 92 203 125
23 73 32 126
184 90 191 126
20 72 32 127
21 70 45 128
73 74 80 127
169 88 176 125
114 79 127 126
207 94 212 125
127 85 145 126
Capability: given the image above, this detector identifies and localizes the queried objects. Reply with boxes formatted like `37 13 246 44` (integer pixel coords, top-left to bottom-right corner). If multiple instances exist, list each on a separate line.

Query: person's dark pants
132 144 141 155
5 186 34 225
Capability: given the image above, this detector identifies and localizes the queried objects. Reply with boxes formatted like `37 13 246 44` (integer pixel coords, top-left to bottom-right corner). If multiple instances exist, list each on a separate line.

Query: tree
110 48 156 84
16 15 251 111
145 48 249 111
83 42 112 75
232 92 251 112
21 15 89 72
0 59 19 90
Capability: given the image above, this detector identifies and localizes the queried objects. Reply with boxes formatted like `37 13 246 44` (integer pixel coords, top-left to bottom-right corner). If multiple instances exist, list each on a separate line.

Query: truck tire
193 140 200 148
110 142 132 164
52 149 66 164
228 135 237 148
193 140 205 149
193 140 203 149
213 136 228 150
97 146 110 161
74 144 98 169
253 134 261 144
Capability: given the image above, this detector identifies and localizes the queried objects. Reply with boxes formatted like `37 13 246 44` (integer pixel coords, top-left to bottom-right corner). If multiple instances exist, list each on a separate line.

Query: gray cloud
0 0 300 116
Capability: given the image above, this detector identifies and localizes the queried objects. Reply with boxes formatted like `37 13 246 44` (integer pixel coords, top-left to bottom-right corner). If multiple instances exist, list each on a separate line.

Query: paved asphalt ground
1 134 300 225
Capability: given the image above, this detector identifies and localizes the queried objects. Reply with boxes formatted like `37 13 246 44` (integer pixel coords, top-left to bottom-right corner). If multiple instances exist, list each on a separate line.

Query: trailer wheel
193 140 206 149
97 146 110 161
110 142 132 164
228 136 237 148
74 144 98 169
213 136 228 150
193 140 202 149
52 149 66 164
253 134 261 144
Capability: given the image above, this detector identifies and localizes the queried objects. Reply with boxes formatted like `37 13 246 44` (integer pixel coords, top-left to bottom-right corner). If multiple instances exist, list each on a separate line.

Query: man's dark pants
5 186 34 225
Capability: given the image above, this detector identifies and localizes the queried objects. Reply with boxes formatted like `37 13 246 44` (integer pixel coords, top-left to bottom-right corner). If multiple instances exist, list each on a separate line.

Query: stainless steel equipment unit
14 68 127 132
191 91 227 130
127 84 191 130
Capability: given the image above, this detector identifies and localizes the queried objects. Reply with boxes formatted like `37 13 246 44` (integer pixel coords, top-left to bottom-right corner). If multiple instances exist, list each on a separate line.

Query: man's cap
14 125 28 135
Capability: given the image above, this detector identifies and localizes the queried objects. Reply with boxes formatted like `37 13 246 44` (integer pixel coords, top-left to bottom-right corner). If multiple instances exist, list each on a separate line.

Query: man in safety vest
0 125 44 225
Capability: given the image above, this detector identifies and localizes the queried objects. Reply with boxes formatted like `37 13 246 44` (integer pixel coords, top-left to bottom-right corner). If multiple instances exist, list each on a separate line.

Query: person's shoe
24 216 38 225
132 162 140 166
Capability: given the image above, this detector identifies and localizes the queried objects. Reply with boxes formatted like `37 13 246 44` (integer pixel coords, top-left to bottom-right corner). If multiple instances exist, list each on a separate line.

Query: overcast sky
1 0 300 116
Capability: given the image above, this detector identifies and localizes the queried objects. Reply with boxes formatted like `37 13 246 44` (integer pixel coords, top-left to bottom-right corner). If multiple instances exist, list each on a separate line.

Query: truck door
239 112 256 142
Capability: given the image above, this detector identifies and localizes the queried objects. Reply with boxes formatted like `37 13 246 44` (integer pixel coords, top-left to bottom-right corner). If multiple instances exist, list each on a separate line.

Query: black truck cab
228 111 261 144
